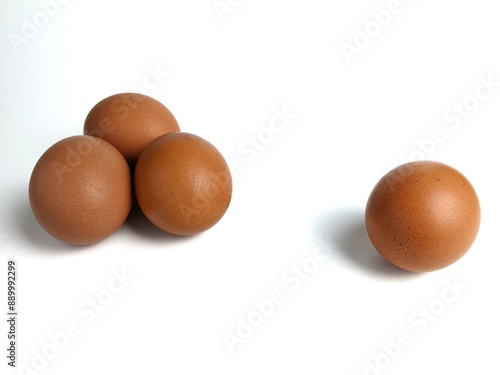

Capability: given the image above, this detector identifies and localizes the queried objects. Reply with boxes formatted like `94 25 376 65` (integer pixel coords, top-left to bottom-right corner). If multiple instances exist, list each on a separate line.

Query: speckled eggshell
29 135 132 245
365 161 480 272
134 132 232 236
83 93 180 163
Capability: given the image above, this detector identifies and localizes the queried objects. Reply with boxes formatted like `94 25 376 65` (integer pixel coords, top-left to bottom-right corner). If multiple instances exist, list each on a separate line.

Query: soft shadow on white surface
124 200 197 244
313 207 420 279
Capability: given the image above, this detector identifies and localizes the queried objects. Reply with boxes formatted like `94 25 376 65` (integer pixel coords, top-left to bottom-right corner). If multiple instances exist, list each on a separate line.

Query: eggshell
83 93 180 163
134 132 232 236
29 135 132 245
365 161 480 272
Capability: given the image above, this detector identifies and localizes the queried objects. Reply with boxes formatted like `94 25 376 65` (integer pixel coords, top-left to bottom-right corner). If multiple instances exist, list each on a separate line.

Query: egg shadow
124 200 197 244
313 207 420 279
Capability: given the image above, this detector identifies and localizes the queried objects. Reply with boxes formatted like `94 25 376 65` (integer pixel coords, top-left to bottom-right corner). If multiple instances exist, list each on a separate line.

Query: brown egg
365 161 480 272
29 136 132 245
83 93 180 163
134 132 232 236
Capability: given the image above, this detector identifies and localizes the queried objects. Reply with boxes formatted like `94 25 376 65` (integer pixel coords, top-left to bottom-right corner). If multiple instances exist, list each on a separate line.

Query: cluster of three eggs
29 93 232 245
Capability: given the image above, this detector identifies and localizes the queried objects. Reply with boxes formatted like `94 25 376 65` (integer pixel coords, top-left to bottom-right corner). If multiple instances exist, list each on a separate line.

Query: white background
1 0 499 374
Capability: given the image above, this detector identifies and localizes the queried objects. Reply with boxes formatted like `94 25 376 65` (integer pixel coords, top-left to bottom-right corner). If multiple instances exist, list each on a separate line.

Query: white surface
1 0 499 374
